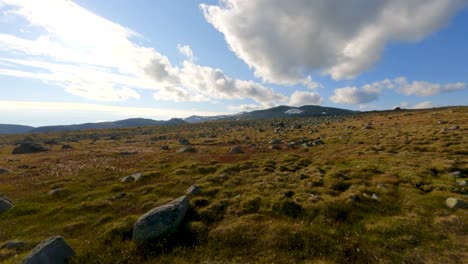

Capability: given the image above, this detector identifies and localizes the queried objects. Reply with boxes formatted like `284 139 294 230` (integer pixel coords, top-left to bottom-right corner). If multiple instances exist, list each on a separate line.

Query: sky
0 0 467 126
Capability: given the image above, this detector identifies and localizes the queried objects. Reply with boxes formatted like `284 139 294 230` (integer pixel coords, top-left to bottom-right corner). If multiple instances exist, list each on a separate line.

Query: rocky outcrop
12 143 48 155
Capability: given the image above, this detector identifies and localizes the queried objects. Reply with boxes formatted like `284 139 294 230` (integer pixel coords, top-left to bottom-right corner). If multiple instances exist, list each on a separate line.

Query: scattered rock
437 120 447 124
133 196 189 242
22 236 75 264
450 171 461 178
446 197 468 209
269 138 282 145
1 240 26 250
229 146 243 154
120 173 143 183
17 164 30 169
12 143 48 155
309 194 322 202
177 147 196 153
348 194 360 202
456 179 467 187
61 144 73 150
371 193 379 200
186 185 201 196
179 138 191 145
160 145 169 150
270 145 281 150
119 151 137 156
283 190 294 198
0 168 9 174
0 197 13 214
448 125 460 130
48 188 67 196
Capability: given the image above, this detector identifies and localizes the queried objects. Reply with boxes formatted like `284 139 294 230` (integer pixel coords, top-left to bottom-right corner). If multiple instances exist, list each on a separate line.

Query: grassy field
0 107 467 263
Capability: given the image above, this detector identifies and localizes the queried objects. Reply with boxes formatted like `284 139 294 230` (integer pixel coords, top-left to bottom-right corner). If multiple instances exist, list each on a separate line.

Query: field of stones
0 106 467 263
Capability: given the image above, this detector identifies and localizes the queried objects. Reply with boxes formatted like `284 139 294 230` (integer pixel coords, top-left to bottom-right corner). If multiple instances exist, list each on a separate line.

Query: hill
0 124 34 134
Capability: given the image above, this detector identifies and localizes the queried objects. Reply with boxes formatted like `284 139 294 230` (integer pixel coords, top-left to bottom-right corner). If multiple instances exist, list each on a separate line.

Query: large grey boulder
133 196 189 243
12 143 48 155
22 236 75 264
0 197 13 214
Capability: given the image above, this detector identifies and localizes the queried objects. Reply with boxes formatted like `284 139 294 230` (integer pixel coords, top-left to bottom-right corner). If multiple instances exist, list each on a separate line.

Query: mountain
29 118 187 133
183 105 356 123
0 105 355 134
0 124 35 134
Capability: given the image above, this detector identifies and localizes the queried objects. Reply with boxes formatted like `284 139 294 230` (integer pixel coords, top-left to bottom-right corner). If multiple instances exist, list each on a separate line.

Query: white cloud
0 0 287 106
201 0 466 83
0 100 230 120
177 44 195 61
227 104 262 112
330 77 466 105
330 86 380 105
400 101 434 109
395 77 466 96
289 91 323 106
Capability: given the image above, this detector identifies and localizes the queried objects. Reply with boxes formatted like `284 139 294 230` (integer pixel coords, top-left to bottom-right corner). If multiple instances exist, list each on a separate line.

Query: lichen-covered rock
133 196 189 243
0 197 13 214
22 236 75 264
446 197 468 209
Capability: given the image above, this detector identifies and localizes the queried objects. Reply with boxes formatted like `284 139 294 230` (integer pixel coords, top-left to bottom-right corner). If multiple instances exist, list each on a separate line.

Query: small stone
229 146 243 154
450 171 461 178
0 168 9 174
48 188 67 196
1 240 26 250
283 190 294 198
448 125 460 130
371 193 379 200
456 179 467 187
160 145 169 150
269 138 282 145
446 197 468 209
0 197 13 214
310 194 322 202
186 185 201 196
270 145 281 150
120 173 143 183
22 236 75 264
61 144 73 150
177 147 196 153
179 138 191 145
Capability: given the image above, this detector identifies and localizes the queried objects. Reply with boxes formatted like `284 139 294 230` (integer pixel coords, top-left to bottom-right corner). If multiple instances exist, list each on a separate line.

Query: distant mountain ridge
0 105 356 134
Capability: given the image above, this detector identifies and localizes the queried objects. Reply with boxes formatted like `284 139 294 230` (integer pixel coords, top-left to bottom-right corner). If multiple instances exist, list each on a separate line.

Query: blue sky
0 0 467 126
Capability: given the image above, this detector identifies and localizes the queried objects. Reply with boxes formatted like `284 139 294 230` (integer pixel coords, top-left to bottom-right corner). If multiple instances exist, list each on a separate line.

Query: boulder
269 138 282 145
186 185 201 196
446 197 468 209
0 197 13 214
133 196 189 243
229 146 243 154
12 143 48 155
160 145 169 150
61 144 73 150
22 236 75 264
0 168 9 174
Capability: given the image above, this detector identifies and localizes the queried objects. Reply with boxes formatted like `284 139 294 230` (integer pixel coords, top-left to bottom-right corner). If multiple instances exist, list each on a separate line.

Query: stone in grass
0 197 13 214
48 188 68 196
133 196 189 243
120 173 143 183
446 197 468 209
177 147 196 153
0 168 9 174
229 146 243 154
1 240 26 250
186 185 201 196
12 143 48 155
22 236 75 264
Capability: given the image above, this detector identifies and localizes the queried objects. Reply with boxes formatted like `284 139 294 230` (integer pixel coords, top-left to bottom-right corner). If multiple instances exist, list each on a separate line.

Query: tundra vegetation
0 107 467 263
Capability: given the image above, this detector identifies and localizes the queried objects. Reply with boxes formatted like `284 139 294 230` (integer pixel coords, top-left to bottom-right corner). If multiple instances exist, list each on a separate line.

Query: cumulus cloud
201 0 467 83
395 77 466 96
177 44 195 61
227 104 262 112
0 0 287 106
400 101 434 109
289 91 323 106
331 77 466 105
330 86 380 105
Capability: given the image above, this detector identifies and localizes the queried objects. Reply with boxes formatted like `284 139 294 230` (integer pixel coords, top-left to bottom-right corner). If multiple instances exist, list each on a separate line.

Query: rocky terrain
0 106 467 263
